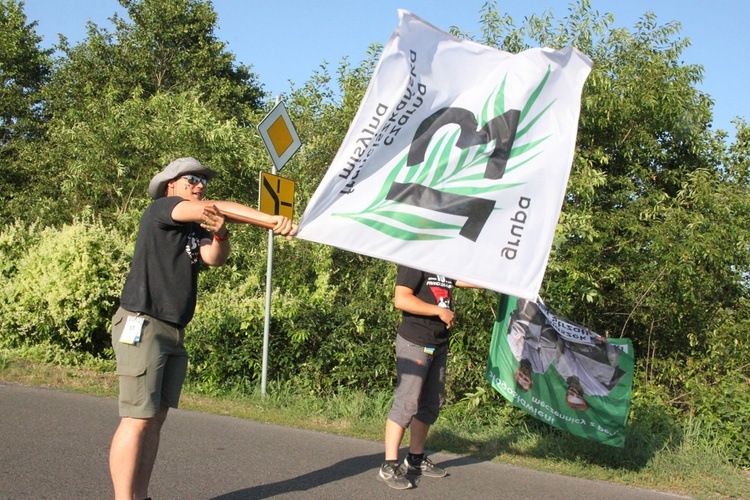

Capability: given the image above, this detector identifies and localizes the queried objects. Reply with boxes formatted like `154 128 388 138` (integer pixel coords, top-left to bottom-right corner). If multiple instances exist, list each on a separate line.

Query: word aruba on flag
296 10 592 299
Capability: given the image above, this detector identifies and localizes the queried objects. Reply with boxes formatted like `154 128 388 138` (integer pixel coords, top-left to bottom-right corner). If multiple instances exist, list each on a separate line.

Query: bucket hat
148 157 218 200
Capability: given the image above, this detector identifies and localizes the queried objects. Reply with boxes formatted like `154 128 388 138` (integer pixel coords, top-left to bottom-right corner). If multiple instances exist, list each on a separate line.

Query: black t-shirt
396 265 455 347
120 196 210 327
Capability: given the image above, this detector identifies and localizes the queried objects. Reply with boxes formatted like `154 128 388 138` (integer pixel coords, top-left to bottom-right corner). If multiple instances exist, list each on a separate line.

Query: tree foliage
9 88 262 226
44 0 263 124
0 0 51 145
3 0 269 226
467 1 747 362
0 0 52 215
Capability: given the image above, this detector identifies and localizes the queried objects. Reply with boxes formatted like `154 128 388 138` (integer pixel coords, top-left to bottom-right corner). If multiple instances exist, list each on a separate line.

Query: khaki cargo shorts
111 307 188 418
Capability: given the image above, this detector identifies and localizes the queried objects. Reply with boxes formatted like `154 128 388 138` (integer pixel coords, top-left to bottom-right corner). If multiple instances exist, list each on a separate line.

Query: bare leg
110 416 150 500
408 417 430 455
134 406 169 499
109 406 168 500
384 418 406 461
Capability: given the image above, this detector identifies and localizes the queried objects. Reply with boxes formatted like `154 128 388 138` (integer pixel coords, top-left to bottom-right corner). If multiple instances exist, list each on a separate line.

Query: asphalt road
0 382 687 499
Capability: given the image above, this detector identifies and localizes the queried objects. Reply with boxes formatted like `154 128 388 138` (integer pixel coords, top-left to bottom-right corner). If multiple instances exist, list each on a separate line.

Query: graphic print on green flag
486 295 634 447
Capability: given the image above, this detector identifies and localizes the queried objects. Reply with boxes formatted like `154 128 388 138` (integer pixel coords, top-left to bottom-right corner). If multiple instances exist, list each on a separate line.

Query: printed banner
296 10 592 299
486 295 634 447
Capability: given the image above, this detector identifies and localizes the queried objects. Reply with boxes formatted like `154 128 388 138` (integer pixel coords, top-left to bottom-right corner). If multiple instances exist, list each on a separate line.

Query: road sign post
257 100 300 396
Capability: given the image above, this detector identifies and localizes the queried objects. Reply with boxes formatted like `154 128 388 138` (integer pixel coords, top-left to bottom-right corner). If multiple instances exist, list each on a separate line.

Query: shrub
0 217 132 355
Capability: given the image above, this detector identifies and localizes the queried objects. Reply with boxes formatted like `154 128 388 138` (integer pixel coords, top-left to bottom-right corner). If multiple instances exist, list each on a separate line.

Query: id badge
120 315 144 344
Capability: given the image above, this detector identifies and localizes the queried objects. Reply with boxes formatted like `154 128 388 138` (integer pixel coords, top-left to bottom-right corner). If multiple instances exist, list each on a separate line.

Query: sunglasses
181 174 208 186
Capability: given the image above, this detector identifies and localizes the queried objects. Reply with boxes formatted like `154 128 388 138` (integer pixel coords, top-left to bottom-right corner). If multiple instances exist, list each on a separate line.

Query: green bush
0 220 41 280
186 242 400 395
447 287 499 402
0 217 132 355
634 313 750 467
186 240 343 392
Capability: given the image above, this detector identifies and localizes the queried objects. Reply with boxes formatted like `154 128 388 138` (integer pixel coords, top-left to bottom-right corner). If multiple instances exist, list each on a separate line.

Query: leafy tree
465 1 744 361
6 0 268 226
45 0 263 125
0 0 50 145
6 88 265 226
555 10 744 360
0 0 51 221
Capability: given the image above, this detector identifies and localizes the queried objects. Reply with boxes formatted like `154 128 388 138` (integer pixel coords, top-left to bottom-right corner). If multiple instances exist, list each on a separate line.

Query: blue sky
21 0 749 137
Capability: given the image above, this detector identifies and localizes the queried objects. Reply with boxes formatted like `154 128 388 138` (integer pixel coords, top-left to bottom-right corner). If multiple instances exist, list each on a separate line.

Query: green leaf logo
334 67 554 242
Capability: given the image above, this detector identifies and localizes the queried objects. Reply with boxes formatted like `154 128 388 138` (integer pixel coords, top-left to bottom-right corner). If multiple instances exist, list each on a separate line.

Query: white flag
297 10 592 299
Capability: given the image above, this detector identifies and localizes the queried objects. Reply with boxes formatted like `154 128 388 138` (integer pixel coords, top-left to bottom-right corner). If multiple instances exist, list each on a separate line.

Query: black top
120 196 210 327
396 265 455 347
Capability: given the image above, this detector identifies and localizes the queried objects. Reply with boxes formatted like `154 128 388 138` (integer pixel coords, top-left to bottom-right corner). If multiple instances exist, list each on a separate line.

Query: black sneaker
378 461 412 489
404 455 446 478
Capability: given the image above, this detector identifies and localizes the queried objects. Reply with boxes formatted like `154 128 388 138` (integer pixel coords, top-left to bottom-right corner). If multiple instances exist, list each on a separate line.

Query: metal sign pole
260 164 276 397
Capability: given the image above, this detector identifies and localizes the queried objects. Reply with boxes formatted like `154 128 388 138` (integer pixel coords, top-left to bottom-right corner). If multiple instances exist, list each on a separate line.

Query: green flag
486 295 634 447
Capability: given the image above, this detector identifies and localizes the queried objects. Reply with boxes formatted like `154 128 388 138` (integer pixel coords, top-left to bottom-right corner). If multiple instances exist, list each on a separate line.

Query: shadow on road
211 451 485 498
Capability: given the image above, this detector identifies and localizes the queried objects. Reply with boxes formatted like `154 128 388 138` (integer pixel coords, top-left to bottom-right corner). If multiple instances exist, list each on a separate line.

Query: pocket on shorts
117 364 147 406
111 313 125 346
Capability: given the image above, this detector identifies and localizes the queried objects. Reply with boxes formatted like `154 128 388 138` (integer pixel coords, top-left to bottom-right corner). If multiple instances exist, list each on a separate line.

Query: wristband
213 230 230 242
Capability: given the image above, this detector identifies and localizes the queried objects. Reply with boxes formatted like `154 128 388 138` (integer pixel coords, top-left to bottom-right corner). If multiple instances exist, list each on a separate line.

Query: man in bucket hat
109 157 295 500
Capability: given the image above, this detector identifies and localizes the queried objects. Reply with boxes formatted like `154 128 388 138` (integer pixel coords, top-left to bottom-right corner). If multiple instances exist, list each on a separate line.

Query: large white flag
297 10 592 299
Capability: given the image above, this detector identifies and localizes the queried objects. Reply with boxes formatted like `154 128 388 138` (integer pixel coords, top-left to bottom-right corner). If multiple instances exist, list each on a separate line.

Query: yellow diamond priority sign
259 172 295 219
257 101 301 171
